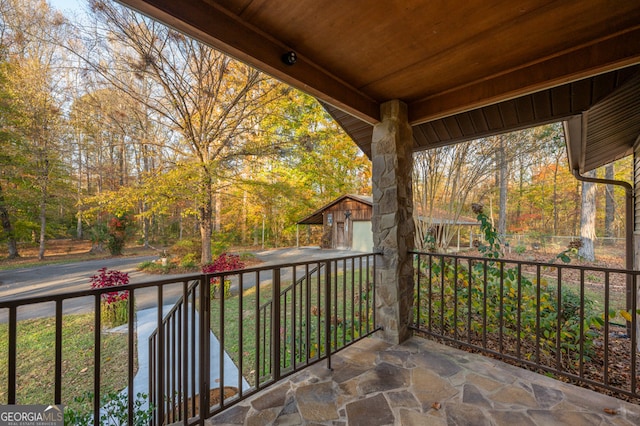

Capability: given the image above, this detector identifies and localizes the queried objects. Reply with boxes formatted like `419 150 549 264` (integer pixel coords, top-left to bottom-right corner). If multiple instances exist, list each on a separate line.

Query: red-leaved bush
90 267 130 305
202 253 245 299
202 253 245 275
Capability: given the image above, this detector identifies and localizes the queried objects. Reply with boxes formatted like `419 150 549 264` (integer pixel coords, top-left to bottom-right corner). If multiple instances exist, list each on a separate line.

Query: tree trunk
142 201 150 248
241 190 247 245
552 155 560 235
516 157 524 220
143 216 151 248
0 183 20 259
572 180 580 236
604 163 615 244
38 187 47 260
497 137 508 238
76 142 83 239
214 193 221 233
76 212 83 239
578 170 597 261
199 170 213 264
38 153 49 261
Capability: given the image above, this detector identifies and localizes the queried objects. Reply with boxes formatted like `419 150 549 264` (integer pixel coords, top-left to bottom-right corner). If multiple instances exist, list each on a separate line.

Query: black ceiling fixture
281 51 297 65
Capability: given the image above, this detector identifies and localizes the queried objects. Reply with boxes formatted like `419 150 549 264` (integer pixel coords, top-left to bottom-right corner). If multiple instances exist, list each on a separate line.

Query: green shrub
416 204 604 362
106 215 130 256
64 391 153 426
239 252 257 262
138 260 174 274
211 233 231 257
138 260 155 269
180 252 198 268
171 239 201 258
419 254 602 360
101 301 128 329
514 245 526 254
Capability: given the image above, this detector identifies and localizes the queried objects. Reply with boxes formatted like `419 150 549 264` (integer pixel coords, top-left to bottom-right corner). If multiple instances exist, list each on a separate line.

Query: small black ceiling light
281 51 297 66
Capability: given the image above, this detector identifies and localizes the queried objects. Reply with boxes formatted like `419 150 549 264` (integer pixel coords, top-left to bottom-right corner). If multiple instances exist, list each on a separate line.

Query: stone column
371 100 415 345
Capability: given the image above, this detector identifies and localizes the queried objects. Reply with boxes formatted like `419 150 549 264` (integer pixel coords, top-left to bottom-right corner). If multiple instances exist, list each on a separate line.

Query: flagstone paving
208 336 640 425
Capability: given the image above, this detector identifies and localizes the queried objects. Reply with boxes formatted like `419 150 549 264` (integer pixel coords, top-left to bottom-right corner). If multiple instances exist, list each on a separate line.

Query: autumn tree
0 0 73 259
80 1 285 262
413 138 497 251
226 91 371 247
0 60 22 258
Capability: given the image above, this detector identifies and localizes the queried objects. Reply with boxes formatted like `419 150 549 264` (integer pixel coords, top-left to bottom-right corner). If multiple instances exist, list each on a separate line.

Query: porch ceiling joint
116 0 381 124
408 26 640 126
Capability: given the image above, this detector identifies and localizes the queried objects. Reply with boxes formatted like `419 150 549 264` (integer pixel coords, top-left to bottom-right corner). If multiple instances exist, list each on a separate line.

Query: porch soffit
117 0 640 166
566 70 640 174
327 65 640 162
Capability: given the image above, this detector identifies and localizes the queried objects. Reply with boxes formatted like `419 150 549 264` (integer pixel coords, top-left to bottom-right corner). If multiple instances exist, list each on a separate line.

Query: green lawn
0 313 132 408
210 265 374 386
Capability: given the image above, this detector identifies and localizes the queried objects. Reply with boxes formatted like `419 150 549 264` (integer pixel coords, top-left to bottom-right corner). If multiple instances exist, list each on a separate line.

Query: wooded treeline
413 124 631 258
0 0 370 261
0 0 630 263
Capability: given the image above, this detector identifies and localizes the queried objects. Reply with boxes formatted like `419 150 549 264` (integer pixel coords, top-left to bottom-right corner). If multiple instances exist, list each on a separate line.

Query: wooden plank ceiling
117 0 640 170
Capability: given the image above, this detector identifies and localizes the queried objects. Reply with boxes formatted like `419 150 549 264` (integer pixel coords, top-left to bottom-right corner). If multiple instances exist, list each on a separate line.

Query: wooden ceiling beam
116 0 381 124
409 27 640 126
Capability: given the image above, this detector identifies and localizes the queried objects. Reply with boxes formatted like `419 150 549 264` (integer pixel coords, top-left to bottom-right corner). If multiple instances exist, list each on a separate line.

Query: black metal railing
148 278 201 425
411 251 640 401
0 253 377 426
0 274 197 424
149 253 377 425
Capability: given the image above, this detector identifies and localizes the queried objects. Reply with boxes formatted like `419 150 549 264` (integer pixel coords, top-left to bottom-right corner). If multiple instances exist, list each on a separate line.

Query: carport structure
117 0 640 343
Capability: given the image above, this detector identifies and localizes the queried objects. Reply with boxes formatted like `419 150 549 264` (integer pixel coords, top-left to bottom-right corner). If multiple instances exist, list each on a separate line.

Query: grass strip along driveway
0 313 131 408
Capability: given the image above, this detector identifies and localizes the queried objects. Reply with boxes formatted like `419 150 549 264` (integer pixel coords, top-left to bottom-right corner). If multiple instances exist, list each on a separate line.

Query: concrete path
209 336 640 425
113 304 249 413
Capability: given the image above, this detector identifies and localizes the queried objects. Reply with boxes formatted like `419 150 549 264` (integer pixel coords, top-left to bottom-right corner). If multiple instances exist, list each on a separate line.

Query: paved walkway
209 336 640 425
113 305 248 413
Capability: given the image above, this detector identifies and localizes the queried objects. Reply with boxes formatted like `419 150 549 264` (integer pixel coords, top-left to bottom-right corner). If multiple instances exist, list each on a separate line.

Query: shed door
336 222 345 248
352 221 373 252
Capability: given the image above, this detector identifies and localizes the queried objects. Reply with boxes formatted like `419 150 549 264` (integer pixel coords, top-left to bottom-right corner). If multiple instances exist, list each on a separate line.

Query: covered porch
113 0 640 347
210 336 640 425
3 0 640 424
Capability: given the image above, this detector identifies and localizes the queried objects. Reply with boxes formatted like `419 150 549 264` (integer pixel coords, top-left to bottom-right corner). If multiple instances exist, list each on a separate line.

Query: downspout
572 168 634 335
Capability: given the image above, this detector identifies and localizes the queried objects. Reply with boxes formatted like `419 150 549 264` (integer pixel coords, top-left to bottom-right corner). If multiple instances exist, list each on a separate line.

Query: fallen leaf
80 367 88 373
603 408 617 415
431 402 441 410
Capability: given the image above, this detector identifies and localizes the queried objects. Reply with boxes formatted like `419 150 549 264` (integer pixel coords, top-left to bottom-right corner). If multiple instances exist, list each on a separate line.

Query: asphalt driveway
0 246 362 321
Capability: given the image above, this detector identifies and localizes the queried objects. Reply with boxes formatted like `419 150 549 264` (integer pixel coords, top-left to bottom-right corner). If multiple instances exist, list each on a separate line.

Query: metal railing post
182 280 189 422
8 307 16 404
54 301 62 404
199 274 210 425
156 286 164 425
325 260 332 370
273 268 281 381
93 296 101 426
127 289 135 424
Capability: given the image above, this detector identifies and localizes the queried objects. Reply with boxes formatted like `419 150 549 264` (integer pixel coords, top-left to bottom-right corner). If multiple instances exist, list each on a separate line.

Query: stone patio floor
209 336 640 425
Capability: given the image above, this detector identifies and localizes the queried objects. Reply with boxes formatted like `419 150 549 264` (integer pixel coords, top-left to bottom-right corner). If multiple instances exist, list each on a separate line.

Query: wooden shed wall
323 199 372 249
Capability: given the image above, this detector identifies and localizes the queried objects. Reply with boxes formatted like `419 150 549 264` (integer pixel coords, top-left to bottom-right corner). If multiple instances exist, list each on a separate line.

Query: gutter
572 168 634 334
